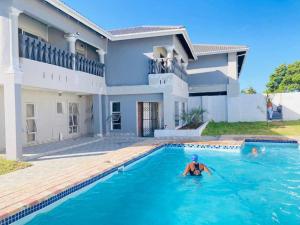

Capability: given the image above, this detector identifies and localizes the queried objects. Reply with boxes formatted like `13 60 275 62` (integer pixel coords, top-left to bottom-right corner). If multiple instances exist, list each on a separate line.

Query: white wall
271 92 300 121
228 94 266 122
188 95 227 122
189 92 300 123
0 86 5 151
0 88 93 150
228 93 300 122
202 96 227 122
19 58 106 95
21 89 92 147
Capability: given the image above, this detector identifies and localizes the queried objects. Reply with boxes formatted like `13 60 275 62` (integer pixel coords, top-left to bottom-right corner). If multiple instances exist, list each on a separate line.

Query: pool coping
0 138 298 225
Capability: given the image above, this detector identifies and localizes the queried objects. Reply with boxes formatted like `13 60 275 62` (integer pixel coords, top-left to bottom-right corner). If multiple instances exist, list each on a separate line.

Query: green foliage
180 107 205 126
202 120 300 136
0 157 31 175
241 86 257 94
266 61 300 93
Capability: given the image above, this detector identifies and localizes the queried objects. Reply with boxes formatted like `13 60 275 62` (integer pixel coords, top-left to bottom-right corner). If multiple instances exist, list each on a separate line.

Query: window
57 102 63 114
26 104 37 142
18 28 46 42
111 102 121 130
69 103 79 134
175 101 180 127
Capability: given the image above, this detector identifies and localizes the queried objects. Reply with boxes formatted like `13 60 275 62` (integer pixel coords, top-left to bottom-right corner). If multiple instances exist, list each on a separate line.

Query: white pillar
64 33 78 69
227 52 240 97
0 7 23 160
163 92 175 129
166 46 174 71
96 49 106 64
4 74 22 160
92 94 103 137
96 49 106 77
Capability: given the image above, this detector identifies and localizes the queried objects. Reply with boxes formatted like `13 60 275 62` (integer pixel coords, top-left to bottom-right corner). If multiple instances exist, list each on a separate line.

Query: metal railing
148 58 187 82
19 34 104 77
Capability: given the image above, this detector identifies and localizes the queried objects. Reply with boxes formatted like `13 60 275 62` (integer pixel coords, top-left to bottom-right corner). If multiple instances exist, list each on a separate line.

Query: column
227 52 240 97
92 94 103 137
4 75 22 160
96 49 106 77
163 92 175 129
166 46 174 72
0 7 23 160
96 49 106 64
64 33 78 69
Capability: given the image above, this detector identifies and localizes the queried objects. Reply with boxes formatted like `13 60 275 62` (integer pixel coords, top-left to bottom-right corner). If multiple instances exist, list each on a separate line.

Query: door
138 102 159 137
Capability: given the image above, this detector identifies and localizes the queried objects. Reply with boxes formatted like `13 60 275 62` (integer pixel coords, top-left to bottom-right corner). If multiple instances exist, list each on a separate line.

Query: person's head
191 154 198 162
252 147 258 155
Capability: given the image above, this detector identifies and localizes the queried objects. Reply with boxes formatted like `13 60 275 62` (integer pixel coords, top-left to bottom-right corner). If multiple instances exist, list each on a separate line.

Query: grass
202 120 300 136
0 157 31 175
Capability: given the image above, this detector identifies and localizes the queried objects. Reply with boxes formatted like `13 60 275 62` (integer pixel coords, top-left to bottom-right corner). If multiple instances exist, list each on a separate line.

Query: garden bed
179 122 203 130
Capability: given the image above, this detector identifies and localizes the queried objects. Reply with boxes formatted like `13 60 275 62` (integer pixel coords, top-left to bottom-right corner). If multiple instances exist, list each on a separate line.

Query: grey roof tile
109 26 184 36
193 44 248 55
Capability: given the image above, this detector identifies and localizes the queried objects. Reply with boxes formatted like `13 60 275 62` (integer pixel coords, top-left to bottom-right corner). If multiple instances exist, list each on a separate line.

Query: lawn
0 157 31 175
202 120 300 136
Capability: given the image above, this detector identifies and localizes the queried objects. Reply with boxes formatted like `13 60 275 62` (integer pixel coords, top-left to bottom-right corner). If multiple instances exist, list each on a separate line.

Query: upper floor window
18 28 47 42
111 102 121 130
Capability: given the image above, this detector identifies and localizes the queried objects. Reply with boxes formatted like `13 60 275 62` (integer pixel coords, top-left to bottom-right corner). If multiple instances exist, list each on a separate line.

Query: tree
241 86 257 94
266 61 300 93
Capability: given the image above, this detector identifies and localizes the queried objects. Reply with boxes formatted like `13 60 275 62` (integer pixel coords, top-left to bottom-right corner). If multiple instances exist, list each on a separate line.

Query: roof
193 44 249 56
108 26 197 60
109 26 184 36
45 0 111 39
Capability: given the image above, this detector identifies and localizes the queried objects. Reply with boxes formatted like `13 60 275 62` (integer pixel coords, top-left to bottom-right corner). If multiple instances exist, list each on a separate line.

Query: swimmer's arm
203 165 212 175
182 164 190 176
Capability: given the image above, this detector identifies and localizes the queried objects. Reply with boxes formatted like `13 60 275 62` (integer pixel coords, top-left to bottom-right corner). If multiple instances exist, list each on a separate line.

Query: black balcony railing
148 58 187 82
19 34 104 77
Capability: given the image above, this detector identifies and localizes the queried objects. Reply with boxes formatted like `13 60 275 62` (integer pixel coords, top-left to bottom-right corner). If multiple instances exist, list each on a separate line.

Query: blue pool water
23 143 300 225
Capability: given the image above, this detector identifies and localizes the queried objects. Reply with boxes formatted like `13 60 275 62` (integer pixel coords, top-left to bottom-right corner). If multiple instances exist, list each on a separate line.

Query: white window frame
69 102 80 134
110 101 121 130
25 103 37 143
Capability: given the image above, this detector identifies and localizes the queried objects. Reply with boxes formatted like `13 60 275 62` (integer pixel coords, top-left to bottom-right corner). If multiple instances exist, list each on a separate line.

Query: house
0 0 248 160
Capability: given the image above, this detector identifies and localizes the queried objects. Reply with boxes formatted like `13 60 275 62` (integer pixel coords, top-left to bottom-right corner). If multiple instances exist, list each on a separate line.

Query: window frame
25 103 37 143
110 101 121 130
69 102 80 134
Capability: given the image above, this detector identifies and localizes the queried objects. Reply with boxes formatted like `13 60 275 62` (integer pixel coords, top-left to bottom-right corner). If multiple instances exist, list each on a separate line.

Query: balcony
148 58 187 82
19 34 104 77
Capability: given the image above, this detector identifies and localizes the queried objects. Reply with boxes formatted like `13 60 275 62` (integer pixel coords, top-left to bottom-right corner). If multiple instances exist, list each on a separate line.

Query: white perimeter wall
0 88 92 150
188 95 227 122
272 92 300 121
188 92 300 123
228 94 266 122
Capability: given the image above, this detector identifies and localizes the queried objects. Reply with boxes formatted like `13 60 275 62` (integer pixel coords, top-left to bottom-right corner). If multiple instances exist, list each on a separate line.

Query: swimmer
251 147 258 156
182 154 211 176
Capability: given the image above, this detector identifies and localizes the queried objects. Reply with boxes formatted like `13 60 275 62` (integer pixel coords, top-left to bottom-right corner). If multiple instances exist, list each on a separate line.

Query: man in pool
182 154 211 176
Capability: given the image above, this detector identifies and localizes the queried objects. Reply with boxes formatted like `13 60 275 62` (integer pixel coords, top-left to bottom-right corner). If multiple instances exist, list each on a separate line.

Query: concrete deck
0 135 297 222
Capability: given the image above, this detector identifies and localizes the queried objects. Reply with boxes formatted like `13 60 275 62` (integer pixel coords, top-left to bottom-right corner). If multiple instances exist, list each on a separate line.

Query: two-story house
0 0 248 160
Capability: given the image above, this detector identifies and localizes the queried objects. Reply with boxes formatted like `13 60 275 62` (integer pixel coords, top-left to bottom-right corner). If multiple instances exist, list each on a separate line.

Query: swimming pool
19 142 300 225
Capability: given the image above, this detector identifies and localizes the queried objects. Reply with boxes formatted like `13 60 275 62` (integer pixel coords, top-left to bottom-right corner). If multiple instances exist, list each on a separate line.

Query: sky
63 0 300 93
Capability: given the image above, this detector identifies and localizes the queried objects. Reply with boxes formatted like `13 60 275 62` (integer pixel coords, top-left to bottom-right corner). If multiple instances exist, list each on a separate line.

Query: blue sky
64 0 300 92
